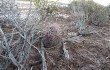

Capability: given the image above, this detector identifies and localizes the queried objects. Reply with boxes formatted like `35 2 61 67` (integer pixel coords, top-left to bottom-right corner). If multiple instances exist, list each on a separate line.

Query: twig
30 66 33 70
0 27 20 67
41 38 47 70
46 52 55 65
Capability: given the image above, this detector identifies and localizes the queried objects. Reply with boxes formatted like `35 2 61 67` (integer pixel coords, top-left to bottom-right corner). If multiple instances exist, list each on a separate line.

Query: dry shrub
84 1 108 26
0 0 49 70
106 5 110 18
69 0 108 26
34 0 58 17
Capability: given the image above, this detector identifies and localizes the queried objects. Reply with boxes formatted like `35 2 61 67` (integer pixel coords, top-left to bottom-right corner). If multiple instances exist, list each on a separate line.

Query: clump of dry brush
0 0 68 70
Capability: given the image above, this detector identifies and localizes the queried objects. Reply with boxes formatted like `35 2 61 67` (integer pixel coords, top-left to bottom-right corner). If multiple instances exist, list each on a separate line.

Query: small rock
68 32 77 37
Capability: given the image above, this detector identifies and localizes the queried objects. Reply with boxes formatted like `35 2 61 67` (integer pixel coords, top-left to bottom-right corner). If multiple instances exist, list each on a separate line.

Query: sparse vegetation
0 0 110 70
